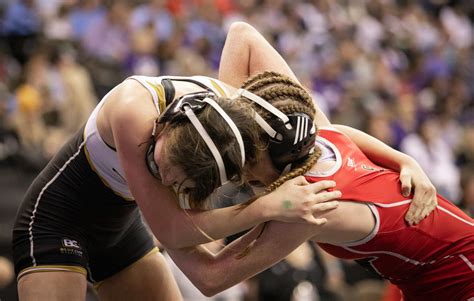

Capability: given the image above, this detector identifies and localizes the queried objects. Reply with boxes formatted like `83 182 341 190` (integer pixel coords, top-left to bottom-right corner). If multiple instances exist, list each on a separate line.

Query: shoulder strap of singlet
162 76 229 99
129 75 228 113
161 78 175 106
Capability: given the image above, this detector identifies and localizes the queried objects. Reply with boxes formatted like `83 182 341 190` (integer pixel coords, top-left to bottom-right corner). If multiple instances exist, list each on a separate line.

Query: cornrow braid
245 74 301 92
252 86 314 118
240 71 321 192
242 71 294 88
267 147 321 192
244 74 316 114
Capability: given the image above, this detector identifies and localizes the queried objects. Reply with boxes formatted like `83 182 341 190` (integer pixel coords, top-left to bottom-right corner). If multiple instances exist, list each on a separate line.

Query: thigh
96 250 182 301
18 271 87 301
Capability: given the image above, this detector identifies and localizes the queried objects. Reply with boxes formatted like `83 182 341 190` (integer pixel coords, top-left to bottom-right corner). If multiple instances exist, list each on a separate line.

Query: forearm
170 198 271 248
219 22 299 87
166 225 262 296
333 124 414 171
167 221 319 296
132 178 271 249
161 177 338 248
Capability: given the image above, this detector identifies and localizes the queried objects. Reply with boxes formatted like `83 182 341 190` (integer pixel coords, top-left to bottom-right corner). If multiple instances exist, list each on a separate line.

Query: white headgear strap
183 97 246 186
202 97 245 167
235 88 292 130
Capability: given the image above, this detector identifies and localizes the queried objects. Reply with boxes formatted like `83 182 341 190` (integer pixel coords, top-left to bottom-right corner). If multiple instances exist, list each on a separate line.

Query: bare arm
332 125 437 225
109 80 338 249
219 21 331 127
167 198 373 297
168 222 320 296
219 22 437 224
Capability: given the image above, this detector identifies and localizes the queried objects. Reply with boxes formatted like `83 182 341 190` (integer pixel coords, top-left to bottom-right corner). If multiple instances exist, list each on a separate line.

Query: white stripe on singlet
437 205 474 226
459 254 474 271
343 201 474 273
28 141 86 266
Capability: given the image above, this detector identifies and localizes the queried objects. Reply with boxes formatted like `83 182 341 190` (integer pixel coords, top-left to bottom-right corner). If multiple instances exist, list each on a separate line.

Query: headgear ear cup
233 89 316 173
146 119 162 180
149 91 245 186
267 113 316 171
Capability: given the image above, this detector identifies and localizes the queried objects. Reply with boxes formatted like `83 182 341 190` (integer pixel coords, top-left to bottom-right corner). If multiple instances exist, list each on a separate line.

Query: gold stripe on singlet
145 80 166 113
209 79 227 97
18 265 87 280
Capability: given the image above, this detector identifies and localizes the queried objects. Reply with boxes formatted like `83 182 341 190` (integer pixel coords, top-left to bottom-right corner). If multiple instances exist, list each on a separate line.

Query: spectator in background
0 82 20 162
43 4 74 42
0 256 14 290
2 0 41 65
457 125 474 167
68 0 105 41
81 0 131 96
50 47 96 135
252 243 346 301
400 114 461 201
460 165 474 217
1 1 474 299
41 46 96 158
126 22 160 76
130 0 175 42
10 53 49 159
82 0 131 64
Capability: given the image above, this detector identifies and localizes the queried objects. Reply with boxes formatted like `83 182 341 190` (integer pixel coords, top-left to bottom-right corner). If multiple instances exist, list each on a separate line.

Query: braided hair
239 71 322 192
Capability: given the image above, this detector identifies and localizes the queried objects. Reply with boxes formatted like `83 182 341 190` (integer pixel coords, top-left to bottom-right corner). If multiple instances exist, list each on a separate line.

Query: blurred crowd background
0 0 473 300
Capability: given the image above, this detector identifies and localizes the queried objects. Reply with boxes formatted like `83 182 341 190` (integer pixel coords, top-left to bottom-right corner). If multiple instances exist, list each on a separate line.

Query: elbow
191 264 230 297
194 276 226 297
196 283 218 297
228 21 254 36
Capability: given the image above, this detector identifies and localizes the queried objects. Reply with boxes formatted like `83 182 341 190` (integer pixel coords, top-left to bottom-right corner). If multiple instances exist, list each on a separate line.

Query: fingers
418 204 434 222
399 174 412 197
306 180 337 193
312 200 339 212
405 204 421 225
312 190 342 205
405 191 438 225
291 175 310 186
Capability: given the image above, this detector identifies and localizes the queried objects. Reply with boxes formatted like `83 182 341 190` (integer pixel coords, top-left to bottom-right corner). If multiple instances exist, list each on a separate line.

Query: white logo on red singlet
347 157 356 168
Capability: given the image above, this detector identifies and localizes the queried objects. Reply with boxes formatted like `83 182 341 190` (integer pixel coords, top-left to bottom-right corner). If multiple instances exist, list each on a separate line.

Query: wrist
400 155 418 169
253 194 272 222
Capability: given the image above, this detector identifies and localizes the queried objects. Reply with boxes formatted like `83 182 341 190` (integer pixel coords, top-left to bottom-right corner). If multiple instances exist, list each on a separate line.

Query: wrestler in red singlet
306 128 474 301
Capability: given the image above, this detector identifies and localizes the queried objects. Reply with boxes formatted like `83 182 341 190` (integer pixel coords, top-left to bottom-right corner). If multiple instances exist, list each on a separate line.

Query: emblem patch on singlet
347 157 356 168
60 238 83 257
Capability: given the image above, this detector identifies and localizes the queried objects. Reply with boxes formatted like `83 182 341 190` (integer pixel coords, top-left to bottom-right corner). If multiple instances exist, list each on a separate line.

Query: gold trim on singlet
145 80 166 113
17 265 87 280
93 247 160 289
209 79 227 97
82 132 135 201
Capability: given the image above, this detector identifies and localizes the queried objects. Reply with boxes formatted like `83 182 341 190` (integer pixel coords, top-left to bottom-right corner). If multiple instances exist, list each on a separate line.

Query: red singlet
306 128 474 301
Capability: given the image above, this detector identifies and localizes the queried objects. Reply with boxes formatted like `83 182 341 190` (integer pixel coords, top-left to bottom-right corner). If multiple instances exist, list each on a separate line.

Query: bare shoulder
105 80 158 157
111 79 153 112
